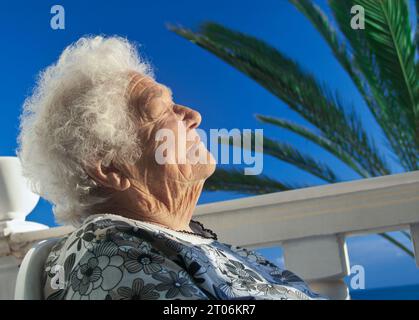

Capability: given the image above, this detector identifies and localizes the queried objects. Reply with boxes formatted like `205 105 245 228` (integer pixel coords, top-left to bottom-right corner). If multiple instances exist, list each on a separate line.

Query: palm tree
169 0 418 257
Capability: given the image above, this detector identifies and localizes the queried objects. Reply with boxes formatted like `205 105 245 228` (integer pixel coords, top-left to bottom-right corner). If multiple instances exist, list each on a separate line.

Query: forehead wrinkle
142 84 175 108
131 85 166 123
126 73 155 101
143 85 164 106
126 75 174 123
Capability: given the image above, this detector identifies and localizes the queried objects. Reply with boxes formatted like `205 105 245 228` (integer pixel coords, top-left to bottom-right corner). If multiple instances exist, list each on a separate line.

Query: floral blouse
43 213 326 300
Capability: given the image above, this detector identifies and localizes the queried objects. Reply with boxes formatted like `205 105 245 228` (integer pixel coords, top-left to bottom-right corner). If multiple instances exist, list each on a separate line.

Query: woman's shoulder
43 214 164 299
66 213 159 252
44 214 159 281
43 214 211 300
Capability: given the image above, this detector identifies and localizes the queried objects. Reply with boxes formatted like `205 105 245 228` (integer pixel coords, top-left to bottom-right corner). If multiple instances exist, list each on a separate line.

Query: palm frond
256 114 370 177
401 230 411 241
379 232 414 257
169 22 390 177
357 0 417 122
289 0 410 171
204 168 301 194
329 0 418 170
219 132 341 183
416 0 419 48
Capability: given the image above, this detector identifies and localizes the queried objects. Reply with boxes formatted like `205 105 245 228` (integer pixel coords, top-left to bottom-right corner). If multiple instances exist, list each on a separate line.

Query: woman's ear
85 161 131 191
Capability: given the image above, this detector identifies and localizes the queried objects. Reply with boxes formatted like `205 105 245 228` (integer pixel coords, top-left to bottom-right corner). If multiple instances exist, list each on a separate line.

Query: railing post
282 234 350 300
0 221 17 299
410 223 419 267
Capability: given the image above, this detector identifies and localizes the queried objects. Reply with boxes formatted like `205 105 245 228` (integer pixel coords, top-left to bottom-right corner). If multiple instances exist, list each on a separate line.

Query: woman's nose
177 105 201 129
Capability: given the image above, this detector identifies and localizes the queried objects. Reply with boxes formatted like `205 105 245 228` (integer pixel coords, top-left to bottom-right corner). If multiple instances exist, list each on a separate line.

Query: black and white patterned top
43 213 327 300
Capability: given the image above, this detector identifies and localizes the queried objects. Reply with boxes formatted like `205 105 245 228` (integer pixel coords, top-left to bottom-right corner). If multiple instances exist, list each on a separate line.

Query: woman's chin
189 161 216 181
200 150 217 178
206 160 217 177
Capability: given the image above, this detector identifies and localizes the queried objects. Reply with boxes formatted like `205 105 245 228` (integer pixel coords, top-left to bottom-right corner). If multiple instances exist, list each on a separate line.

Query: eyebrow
141 85 173 109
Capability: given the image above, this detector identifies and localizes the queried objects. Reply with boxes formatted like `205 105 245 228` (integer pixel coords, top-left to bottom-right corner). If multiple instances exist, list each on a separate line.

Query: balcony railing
1 166 418 299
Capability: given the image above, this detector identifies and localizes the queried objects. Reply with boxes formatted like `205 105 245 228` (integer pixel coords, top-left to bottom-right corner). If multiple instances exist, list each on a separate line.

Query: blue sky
0 0 418 293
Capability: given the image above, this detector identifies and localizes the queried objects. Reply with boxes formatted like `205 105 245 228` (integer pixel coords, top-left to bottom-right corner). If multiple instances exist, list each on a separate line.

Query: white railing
194 170 419 299
0 157 418 299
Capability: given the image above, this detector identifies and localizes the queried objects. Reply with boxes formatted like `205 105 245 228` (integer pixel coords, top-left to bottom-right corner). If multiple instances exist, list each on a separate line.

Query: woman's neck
92 180 204 233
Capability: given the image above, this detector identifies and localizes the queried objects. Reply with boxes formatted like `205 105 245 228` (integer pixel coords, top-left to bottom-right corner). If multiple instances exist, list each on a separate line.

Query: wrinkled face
126 73 215 185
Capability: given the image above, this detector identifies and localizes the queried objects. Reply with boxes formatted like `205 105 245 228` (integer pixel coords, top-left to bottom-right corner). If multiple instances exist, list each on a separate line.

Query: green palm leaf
218 131 341 183
379 233 414 258
329 0 418 170
256 114 370 177
357 0 417 120
291 0 417 173
416 0 419 48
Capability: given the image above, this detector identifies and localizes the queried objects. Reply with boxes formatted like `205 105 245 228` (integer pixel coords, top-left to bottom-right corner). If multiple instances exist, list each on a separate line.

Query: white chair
14 239 59 300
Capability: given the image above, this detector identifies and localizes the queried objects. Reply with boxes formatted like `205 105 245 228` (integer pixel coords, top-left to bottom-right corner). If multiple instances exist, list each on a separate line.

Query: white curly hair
17 35 154 226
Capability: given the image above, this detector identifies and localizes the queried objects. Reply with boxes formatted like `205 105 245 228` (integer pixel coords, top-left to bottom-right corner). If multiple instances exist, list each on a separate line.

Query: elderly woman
18 36 325 300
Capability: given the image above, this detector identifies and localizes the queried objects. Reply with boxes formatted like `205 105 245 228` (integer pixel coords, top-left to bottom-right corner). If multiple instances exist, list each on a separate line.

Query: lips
187 142 201 155
187 134 201 152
